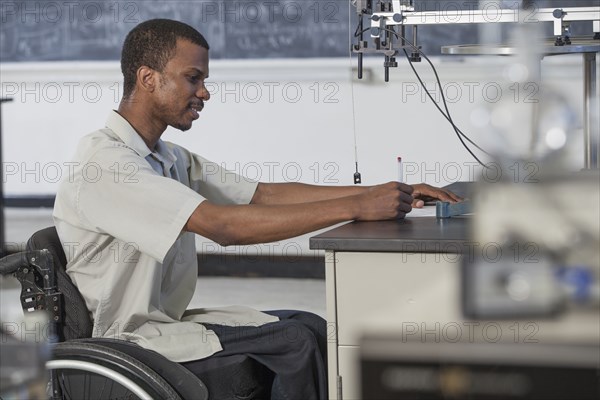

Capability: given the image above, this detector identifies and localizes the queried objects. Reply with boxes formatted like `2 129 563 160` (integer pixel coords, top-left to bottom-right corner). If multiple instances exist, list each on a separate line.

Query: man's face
153 39 210 132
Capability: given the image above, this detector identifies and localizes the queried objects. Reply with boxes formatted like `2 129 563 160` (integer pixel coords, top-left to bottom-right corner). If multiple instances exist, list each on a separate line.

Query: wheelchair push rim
47 342 182 400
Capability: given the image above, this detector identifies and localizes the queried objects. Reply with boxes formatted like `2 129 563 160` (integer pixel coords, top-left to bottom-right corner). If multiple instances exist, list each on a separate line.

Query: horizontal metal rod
371 7 599 26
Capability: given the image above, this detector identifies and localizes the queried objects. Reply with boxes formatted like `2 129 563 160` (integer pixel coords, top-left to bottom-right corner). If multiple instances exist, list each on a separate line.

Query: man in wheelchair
45 19 460 399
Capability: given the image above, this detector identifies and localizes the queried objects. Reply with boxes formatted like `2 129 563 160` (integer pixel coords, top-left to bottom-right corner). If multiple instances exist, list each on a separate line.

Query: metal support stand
0 98 14 257
442 40 600 170
583 52 599 169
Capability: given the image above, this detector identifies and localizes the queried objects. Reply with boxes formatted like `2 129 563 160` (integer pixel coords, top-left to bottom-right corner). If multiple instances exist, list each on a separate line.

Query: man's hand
411 183 463 208
355 182 414 220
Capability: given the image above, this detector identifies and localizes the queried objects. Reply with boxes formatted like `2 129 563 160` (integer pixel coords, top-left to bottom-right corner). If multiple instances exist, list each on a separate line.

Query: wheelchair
0 227 272 399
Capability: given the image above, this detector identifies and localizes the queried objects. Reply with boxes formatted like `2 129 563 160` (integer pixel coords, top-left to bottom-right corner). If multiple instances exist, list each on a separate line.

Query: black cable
385 28 487 151
354 16 365 37
403 49 490 166
378 26 491 167
397 33 489 153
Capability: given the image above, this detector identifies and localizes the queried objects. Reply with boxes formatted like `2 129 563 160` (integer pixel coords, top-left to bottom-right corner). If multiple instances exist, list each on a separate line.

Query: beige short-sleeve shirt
53 111 278 362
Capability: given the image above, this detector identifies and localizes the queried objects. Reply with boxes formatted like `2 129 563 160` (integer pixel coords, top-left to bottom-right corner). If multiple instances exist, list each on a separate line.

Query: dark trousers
182 310 328 400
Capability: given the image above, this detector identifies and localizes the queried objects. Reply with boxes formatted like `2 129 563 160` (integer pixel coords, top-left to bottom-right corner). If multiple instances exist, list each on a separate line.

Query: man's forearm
251 182 370 205
186 197 359 246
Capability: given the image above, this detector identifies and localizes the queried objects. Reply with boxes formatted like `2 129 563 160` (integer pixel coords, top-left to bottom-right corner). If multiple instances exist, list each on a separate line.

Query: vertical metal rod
412 24 418 48
0 100 4 257
358 14 364 80
583 52 598 169
384 24 390 82
0 98 12 257
401 24 406 46
358 53 363 80
385 56 390 82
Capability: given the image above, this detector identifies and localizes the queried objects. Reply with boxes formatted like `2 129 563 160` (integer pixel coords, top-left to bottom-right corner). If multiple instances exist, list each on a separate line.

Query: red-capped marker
397 156 403 183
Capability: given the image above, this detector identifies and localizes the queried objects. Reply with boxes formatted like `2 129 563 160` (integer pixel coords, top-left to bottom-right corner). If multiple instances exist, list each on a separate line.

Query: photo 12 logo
400 161 539 184
205 82 340 105
400 321 539 344
1 81 122 105
1 1 140 24
2 162 140 185
198 1 341 24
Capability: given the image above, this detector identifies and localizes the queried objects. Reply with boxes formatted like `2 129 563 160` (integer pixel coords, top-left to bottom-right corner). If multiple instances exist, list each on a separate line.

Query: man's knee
284 310 327 338
294 311 326 327
276 320 320 354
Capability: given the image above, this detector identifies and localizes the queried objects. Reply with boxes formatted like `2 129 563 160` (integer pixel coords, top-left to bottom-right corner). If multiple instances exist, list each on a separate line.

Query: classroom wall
0 54 591 254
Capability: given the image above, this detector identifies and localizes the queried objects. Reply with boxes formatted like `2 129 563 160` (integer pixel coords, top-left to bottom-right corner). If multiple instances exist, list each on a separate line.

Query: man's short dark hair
121 19 210 99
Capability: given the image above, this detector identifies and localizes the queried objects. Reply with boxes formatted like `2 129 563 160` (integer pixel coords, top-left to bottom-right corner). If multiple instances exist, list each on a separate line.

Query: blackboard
0 0 597 62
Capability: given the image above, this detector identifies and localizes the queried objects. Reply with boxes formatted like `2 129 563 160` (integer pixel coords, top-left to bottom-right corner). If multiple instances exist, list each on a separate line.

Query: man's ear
136 66 158 93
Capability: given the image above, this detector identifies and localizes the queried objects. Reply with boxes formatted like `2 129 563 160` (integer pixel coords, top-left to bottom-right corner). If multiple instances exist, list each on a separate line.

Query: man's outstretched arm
184 182 413 246
251 182 462 207
250 182 370 205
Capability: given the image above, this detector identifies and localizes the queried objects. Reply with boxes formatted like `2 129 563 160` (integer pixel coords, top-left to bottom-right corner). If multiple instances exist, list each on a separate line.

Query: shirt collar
105 111 177 167
106 110 153 158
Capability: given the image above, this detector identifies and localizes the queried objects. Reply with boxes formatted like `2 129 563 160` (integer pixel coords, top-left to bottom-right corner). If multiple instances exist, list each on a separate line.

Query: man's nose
197 84 210 101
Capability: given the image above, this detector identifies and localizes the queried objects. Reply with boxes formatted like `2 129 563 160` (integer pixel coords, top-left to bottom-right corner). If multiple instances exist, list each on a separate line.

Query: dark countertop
309 217 470 253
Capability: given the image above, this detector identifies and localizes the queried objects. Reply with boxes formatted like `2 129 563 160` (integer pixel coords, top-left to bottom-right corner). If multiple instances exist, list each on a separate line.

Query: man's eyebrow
187 67 208 78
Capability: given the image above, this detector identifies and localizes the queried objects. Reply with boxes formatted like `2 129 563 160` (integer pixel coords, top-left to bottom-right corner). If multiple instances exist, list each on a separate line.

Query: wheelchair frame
0 249 204 400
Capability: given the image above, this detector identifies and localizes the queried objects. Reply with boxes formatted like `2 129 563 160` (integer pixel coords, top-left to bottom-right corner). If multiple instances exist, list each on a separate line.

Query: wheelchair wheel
47 341 181 400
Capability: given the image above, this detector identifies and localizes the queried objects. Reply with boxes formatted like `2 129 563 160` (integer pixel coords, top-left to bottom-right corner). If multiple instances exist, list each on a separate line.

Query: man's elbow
201 224 243 248
213 225 261 247
186 203 248 247
185 223 237 247
212 233 236 247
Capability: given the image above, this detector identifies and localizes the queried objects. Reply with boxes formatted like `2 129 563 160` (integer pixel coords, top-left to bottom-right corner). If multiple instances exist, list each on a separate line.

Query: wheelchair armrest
0 252 29 275
0 250 56 288
1 250 62 339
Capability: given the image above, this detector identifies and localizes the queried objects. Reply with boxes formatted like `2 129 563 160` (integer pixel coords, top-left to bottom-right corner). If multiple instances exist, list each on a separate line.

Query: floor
1 208 326 327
